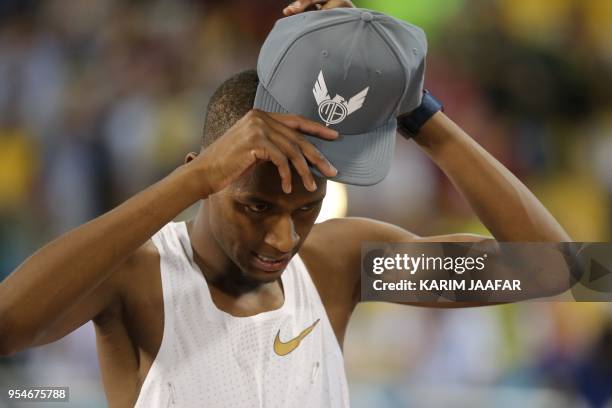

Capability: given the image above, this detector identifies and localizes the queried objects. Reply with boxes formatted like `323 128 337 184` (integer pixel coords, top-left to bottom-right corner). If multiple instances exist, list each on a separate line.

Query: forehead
230 162 326 203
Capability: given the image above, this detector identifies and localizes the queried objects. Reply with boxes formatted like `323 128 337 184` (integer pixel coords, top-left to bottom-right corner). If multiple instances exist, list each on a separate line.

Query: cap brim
254 83 395 186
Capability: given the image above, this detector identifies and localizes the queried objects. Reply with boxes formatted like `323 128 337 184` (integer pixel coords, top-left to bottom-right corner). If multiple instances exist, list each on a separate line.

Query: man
0 1 570 407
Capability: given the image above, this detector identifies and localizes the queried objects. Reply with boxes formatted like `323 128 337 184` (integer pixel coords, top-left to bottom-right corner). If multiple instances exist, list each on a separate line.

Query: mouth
251 252 291 272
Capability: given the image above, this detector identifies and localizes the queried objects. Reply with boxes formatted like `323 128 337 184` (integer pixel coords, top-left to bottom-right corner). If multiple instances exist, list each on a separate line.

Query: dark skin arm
286 2 568 241
284 0 570 309
0 169 200 356
305 112 571 319
0 110 338 356
413 112 570 242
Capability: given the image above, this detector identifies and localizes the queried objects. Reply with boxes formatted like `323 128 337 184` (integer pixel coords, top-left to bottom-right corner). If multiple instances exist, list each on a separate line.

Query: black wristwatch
397 90 444 138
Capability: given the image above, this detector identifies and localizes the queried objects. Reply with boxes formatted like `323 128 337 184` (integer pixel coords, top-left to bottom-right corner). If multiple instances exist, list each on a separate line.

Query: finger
267 112 339 140
295 136 338 178
262 116 338 178
282 0 309 15
283 0 325 16
266 129 318 191
321 0 354 9
252 142 293 194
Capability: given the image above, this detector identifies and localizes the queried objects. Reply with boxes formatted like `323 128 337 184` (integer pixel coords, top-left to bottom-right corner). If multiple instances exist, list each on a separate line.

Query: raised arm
281 0 569 243
412 111 570 243
307 111 572 310
0 164 202 356
0 110 338 356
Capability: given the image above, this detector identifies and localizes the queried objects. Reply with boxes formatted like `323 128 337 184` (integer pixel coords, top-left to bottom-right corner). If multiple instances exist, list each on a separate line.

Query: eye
298 202 321 212
245 203 270 213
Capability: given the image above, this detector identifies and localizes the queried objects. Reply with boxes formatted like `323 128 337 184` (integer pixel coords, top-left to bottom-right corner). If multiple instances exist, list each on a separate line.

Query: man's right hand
192 109 339 196
0 109 337 357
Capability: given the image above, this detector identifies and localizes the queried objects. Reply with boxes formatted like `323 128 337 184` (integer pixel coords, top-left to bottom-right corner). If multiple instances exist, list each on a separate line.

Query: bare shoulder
28 239 161 348
301 217 488 274
302 216 420 274
299 217 420 305
94 239 160 324
307 217 490 251
304 217 420 256
118 239 160 274
113 239 160 299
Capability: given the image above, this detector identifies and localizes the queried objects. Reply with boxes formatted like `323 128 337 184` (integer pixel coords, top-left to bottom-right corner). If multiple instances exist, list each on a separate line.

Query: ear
184 151 198 164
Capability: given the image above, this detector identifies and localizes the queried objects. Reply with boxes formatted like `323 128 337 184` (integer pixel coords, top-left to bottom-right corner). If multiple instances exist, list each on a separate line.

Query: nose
263 215 300 254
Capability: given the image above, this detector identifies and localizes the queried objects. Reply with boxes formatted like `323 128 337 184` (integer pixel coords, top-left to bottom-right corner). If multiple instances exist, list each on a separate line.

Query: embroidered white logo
312 70 369 127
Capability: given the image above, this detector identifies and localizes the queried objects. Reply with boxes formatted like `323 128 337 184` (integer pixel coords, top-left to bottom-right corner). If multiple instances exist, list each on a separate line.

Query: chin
245 267 285 283
230 256 285 285
239 250 293 283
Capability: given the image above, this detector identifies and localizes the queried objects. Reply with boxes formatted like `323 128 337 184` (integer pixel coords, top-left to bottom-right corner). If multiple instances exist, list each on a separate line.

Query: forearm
414 112 570 242
0 162 204 344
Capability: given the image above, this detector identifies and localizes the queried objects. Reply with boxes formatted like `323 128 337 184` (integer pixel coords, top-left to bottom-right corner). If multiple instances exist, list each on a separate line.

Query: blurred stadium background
1 0 611 406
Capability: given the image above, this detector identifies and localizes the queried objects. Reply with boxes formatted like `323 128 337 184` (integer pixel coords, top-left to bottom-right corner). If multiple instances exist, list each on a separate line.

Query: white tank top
134 221 350 408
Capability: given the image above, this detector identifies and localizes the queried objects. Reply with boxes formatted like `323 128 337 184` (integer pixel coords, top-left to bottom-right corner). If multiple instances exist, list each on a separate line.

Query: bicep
394 234 502 308
29 240 156 347
335 217 492 244
415 233 492 243
329 218 496 308
30 276 119 347
320 217 493 277
395 301 505 308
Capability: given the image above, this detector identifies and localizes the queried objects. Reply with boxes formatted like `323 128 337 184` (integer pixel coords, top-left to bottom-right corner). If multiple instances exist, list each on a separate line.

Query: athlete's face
208 162 326 283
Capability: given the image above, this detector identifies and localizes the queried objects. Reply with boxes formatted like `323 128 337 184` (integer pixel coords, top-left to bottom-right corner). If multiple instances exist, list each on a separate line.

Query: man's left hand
283 0 355 16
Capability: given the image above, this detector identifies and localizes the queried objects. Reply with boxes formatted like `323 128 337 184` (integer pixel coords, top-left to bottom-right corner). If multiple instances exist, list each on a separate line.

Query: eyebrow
300 197 325 207
237 194 324 208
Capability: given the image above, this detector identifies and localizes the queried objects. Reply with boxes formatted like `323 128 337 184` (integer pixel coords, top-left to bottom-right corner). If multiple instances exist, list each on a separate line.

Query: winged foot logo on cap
312 70 369 127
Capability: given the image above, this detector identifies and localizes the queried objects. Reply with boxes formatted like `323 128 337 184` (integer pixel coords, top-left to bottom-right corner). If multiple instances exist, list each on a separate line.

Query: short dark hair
202 69 259 148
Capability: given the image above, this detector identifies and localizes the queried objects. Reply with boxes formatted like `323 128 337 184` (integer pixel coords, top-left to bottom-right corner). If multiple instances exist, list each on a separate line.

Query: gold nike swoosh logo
273 319 320 356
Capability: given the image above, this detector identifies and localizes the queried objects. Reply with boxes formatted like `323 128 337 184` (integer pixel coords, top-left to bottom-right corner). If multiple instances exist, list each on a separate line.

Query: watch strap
397 90 444 138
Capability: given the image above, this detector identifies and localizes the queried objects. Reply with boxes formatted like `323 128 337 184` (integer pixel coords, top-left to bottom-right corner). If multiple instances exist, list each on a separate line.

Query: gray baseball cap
254 8 427 186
